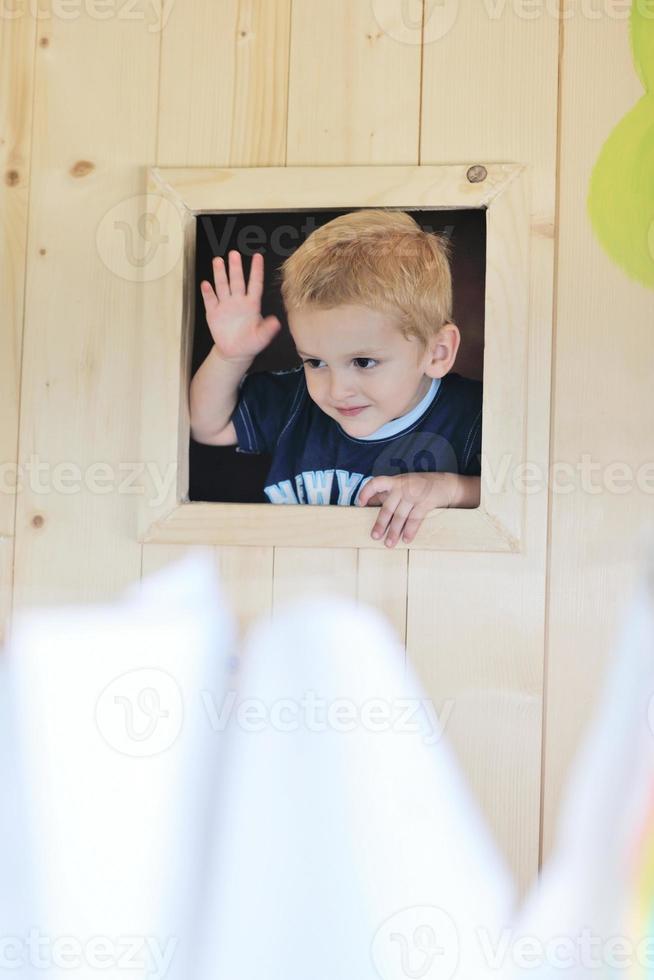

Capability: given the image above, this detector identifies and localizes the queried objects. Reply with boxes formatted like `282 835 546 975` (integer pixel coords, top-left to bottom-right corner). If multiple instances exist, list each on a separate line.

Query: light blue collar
354 377 440 441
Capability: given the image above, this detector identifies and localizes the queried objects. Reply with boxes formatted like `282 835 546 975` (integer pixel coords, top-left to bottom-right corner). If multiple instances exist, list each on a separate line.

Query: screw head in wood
467 165 488 184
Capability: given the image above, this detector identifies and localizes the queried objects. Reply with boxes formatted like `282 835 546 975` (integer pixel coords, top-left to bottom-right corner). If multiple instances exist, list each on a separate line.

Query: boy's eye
301 358 378 370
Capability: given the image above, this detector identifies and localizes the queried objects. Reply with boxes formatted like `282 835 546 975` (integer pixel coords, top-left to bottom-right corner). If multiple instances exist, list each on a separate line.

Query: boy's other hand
356 472 462 548
199 250 281 364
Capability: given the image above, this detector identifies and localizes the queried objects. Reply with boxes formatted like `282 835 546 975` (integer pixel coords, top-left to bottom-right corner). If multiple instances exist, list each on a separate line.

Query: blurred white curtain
3 546 654 979
195 592 515 980
2 548 238 980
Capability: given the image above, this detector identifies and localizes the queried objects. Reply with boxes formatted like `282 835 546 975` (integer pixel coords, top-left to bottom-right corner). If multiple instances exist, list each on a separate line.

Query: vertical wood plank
418 6 559 894
152 0 292 623
157 0 291 167
12 6 160 610
287 0 422 166
0 8 36 643
543 12 654 859
357 548 408 647
407 552 544 892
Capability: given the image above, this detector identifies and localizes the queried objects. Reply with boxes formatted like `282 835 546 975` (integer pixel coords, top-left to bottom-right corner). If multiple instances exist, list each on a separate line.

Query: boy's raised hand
200 250 281 364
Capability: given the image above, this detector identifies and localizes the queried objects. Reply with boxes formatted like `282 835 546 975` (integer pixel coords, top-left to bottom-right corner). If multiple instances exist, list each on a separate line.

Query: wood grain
543 12 654 861
12 6 159 610
148 0 293 629
0 5 36 642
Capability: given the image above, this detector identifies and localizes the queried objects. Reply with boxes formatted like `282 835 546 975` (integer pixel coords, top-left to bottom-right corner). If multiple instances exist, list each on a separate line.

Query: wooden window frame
138 164 528 551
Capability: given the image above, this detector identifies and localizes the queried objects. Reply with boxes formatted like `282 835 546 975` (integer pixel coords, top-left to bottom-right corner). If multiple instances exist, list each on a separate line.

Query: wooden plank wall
0 6 34 646
6 2 159 614
2 0 651 899
543 9 654 856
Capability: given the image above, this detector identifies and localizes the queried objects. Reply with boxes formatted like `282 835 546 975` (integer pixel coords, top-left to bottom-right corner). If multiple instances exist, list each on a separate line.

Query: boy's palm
200 250 281 363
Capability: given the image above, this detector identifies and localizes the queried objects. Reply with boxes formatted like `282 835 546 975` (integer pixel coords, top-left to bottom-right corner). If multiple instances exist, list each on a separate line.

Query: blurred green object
588 2 654 290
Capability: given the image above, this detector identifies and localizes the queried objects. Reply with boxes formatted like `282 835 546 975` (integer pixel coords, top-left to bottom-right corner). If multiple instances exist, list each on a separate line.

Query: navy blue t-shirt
230 367 482 505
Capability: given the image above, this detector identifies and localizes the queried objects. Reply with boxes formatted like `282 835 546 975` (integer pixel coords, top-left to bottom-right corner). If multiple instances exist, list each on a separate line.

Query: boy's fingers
381 501 414 548
258 316 281 344
358 488 382 507
228 249 246 296
401 513 423 543
212 256 231 302
246 252 264 300
370 492 403 539
200 280 218 310
366 490 390 507
359 476 393 506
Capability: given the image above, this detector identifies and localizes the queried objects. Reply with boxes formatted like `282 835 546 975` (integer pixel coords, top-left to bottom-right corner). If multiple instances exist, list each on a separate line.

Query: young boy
190 209 482 549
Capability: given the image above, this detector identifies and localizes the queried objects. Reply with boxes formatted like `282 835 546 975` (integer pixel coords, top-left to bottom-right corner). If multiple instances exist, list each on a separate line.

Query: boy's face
288 304 457 437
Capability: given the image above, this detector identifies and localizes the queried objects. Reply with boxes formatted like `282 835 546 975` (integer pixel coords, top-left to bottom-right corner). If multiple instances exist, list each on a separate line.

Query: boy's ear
423 323 461 378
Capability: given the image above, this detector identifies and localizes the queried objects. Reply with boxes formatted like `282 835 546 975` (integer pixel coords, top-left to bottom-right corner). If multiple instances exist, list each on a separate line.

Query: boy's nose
328 378 358 403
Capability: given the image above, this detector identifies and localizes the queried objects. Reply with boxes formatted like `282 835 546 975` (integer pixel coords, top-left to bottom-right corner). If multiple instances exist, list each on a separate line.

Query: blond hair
276 209 453 352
